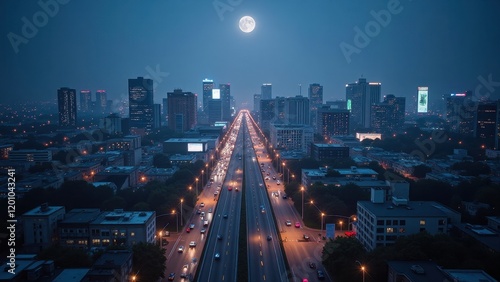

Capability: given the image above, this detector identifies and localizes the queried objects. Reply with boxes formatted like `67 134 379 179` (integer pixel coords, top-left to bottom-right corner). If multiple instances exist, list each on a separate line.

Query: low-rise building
310 143 349 161
22 204 66 252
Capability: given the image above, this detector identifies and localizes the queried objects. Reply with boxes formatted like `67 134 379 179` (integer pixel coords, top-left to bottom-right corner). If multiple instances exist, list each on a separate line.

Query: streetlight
180 199 184 226
356 260 365 282
172 210 178 233
339 220 343 231
301 186 304 219
201 170 204 188
321 212 325 234
195 178 199 199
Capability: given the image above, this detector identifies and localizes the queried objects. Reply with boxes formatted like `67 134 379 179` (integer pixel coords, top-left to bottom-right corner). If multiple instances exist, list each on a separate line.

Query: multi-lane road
164 110 331 282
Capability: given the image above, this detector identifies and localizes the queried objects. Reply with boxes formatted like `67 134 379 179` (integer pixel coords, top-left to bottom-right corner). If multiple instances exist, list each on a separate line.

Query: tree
153 153 172 168
412 164 432 178
132 242 166 282
322 237 366 281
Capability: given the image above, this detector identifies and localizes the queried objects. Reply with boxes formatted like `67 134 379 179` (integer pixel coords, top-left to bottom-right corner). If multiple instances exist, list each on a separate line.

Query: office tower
285 96 310 125
370 95 406 133
345 78 381 130
253 94 261 113
167 89 197 132
100 113 122 134
153 104 161 129
317 107 350 136
260 99 276 133
475 101 499 150
261 83 272 99
446 91 474 136
220 83 231 120
80 90 92 113
58 87 77 127
129 77 154 135
275 96 286 122
162 98 168 124
202 79 214 113
96 90 107 114
309 83 323 127
208 88 222 124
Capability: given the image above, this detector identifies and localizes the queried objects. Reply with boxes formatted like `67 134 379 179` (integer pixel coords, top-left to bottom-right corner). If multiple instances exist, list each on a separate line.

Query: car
267 235 272 241
235 187 239 191
196 209 201 214
259 183 263 187
214 191 218 196
200 212 205 217
178 245 184 253
228 186 232 191
317 270 325 280
203 220 208 226
189 223 195 229
282 194 287 199
180 272 188 278
186 227 191 233
200 228 206 234
286 220 292 226
273 176 276 180
200 202 205 207
168 272 175 281
309 262 316 269
295 222 301 228
304 234 310 240
189 241 196 247
214 253 221 260
208 208 212 213
277 181 281 185
223 214 228 218
217 234 223 240
182 264 188 270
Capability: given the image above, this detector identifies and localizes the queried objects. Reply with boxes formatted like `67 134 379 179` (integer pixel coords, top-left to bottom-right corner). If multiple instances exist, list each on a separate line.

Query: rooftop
60 209 102 224
92 210 155 225
52 268 90 282
387 261 448 282
313 143 348 148
164 138 213 143
23 205 65 217
358 201 452 218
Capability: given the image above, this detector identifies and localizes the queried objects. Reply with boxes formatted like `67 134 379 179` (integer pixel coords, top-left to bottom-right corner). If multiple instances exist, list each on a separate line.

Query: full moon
239 16 255 33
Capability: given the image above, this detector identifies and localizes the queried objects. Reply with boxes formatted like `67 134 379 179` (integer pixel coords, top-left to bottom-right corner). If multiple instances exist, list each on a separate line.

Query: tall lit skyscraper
309 83 323 128
220 83 231 121
446 91 474 136
95 90 107 114
261 83 272 100
317 107 350 136
80 90 91 113
129 77 154 135
203 79 214 113
208 89 222 124
58 87 77 127
260 99 276 133
167 89 197 132
370 95 406 133
345 78 381 130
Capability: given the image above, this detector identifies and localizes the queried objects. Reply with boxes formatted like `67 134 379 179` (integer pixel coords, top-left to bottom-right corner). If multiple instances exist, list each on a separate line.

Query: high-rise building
317 107 350 136
446 91 474 136
325 100 347 110
153 104 161 129
260 99 276 133
202 79 214 113
309 83 323 128
58 87 77 127
129 77 154 135
208 89 222 124
370 95 406 133
270 124 314 154
253 94 261 113
285 96 310 125
220 83 231 120
261 83 272 99
99 113 122 134
167 89 197 132
162 98 168 124
345 78 381 130
475 101 499 150
80 90 92 113
96 90 107 114
275 96 286 123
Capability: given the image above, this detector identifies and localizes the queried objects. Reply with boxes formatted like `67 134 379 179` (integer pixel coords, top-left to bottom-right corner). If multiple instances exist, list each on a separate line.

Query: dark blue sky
1 0 500 109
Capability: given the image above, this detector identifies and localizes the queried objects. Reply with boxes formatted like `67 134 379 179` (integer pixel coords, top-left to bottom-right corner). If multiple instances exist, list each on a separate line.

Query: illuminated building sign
187 143 203 152
417 87 428 113
212 89 220 99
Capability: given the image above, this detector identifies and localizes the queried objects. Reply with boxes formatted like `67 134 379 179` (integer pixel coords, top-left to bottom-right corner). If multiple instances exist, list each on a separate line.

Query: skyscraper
58 87 77 127
370 95 406 133
208 89 222 124
309 83 323 128
446 91 474 136
260 99 276 133
220 83 231 121
253 94 261 113
475 101 499 150
203 79 214 113
129 77 154 135
285 96 310 125
167 89 197 132
317 107 350 136
162 98 168 124
345 78 381 130
96 90 107 114
79 90 91 113
261 83 272 100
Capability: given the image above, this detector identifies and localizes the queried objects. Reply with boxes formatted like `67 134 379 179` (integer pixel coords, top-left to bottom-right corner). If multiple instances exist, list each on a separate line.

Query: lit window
386 227 394 233
419 220 426 225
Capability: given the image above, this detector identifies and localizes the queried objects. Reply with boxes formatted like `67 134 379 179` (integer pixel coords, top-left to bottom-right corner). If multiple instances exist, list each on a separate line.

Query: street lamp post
180 199 184 226
301 186 304 219
195 178 199 199
173 210 179 233
339 220 343 231
356 260 365 282
321 212 325 234
201 170 204 188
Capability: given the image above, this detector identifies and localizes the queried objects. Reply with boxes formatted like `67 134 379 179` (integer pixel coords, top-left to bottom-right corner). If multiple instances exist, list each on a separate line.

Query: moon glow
239 16 256 33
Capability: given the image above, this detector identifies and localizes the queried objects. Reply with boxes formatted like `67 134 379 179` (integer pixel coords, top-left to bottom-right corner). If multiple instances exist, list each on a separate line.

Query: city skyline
2 1 500 107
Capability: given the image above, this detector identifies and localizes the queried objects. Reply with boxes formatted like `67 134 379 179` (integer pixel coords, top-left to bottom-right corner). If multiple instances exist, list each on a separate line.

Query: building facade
270 124 314 154
345 78 381 130
128 77 154 135
167 89 197 133
58 87 77 127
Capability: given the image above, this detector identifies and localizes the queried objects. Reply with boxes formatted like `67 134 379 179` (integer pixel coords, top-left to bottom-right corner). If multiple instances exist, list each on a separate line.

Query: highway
244 113 288 282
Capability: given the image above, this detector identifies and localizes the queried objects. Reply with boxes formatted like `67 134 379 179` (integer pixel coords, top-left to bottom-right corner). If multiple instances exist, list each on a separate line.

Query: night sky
1 0 500 108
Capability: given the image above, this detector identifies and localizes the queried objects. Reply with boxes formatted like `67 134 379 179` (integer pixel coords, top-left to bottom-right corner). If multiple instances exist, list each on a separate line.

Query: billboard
212 89 220 99
347 99 352 111
187 143 203 152
417 87 428 113
326 223 335 239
